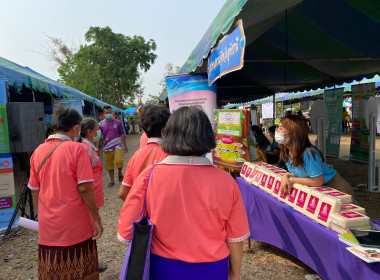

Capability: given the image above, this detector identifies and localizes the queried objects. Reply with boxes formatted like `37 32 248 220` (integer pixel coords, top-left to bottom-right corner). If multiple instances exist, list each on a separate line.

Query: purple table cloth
237 177 380 280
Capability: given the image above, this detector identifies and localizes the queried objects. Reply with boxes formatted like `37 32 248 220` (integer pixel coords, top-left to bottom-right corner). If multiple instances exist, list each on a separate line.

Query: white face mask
275 132 290 145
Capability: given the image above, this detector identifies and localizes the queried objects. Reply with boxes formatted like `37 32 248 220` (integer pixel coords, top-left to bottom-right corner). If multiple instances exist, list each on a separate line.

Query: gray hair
80 118 97 138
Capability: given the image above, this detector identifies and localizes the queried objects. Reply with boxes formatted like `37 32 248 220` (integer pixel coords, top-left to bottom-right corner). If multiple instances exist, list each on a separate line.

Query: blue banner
208 20 245 86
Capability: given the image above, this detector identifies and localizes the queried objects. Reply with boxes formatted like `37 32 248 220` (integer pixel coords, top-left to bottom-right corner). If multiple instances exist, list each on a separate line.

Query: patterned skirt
38 237 99 280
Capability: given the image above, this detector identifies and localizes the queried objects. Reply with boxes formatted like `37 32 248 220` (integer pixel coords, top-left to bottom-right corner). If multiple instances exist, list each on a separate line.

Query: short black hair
140 105 170 138
103 105 111 111
162 106 215 156
251 125 263 135
269 125 277 133
53 107 82 132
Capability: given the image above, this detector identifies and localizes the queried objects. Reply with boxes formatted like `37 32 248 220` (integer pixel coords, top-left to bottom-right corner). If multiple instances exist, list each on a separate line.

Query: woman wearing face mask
79 118 104 209
28 108 103 280
78 118 107 273
277 116 354 197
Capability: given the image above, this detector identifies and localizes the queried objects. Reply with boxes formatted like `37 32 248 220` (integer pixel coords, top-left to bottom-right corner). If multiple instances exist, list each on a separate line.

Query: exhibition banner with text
213 109 250 170
349 83 375 163
0 80 16 231
166 73 217 124
208 19 245 86
325 88 344 157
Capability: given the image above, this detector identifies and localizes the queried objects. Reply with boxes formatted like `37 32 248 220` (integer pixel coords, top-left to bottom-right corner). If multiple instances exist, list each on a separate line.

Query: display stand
365 97 379 192
3 181 35 239
2 152 36 240
310 99 328 158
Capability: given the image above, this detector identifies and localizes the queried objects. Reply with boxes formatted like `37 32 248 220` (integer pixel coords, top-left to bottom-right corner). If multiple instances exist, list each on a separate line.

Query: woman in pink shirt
118 105 170 201
29 108 103 280
118 107 250 280
79 118 104 208
79 118 108 273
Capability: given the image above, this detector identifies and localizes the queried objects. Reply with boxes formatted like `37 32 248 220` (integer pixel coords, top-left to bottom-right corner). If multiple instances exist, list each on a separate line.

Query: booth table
237 177 380 280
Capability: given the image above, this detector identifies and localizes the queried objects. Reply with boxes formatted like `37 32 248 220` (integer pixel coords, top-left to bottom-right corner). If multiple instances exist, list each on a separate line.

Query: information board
213 109 250 170
349 83 375 163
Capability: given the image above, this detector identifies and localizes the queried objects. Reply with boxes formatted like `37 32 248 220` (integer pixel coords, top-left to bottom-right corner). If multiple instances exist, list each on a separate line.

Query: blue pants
150 254 229 280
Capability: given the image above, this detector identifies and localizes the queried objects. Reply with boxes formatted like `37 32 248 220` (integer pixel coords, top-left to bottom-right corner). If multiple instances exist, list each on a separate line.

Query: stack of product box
240 162 370 233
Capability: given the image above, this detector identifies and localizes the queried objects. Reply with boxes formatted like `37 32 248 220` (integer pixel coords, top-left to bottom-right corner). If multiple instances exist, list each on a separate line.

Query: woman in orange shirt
79 118 108 273
29 108 103 280
79 118 104 208
118 107 249 280
118 104 170 201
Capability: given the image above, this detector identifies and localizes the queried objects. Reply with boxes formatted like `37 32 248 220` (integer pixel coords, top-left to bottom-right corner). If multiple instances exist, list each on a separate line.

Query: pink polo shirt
81 138 104 208
122 138 168 188
118 156 250 263
28 135 95 246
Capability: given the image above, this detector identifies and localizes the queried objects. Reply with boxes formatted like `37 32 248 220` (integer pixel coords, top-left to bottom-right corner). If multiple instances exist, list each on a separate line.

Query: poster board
349 83 375 163
213 109 250 170
166 73 216 124
0 80 16 231
262 102 274 119
325 88 344 157
54 98 83 117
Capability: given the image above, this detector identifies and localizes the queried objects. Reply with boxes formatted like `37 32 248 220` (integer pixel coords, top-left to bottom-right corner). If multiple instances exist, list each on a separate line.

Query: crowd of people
29 104 354 279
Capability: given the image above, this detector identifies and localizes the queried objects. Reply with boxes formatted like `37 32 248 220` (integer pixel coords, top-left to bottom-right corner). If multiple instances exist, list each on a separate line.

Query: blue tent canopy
0 56 123 113
123 107 138 115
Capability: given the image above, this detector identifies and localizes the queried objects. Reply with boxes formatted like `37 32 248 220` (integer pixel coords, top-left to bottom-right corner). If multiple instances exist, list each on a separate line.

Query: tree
145 62 180 104
58 26 157 108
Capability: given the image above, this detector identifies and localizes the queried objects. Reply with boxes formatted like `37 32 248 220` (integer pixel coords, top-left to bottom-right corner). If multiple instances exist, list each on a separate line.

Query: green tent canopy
176 0 380 105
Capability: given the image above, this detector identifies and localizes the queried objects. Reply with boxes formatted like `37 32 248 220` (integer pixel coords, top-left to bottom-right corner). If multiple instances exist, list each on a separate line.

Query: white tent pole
273 94 275 125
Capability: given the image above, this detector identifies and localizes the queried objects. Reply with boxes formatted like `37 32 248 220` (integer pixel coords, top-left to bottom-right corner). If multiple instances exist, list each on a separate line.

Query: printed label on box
326 191 344 197
249 169 258 179
273 181 281 194
287 188 298 203
280 192 287 199
267 176 275 190
241 164 248 175
296 191 308 207
260 174 268 186
340 212 364 218
341 204 358 210
245 167 252 177
314 187 334 192
318 202 332 222
254 171 262 182
306 195 320 214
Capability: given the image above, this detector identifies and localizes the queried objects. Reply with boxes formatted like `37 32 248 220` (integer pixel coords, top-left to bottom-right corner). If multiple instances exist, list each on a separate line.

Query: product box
293 184 312 213
315 195 342 228
304 189 324 220
340 204 366 215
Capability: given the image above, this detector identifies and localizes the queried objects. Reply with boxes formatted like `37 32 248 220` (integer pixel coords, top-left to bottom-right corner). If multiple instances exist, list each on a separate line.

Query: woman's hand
93 219 103 240
280 174 292 194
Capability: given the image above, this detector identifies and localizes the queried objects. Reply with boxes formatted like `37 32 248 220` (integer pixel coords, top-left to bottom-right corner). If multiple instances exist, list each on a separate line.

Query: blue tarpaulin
123 107 138 115
0 56 123 113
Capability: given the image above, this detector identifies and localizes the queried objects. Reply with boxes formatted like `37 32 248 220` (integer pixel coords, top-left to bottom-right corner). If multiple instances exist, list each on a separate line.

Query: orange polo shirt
140 132 149 148
28 135 95 246
118 156 250 263
81 138 104 208
122 138 168 188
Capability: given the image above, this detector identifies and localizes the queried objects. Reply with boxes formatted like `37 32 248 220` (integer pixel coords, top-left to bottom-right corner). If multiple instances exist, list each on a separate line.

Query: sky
0 0 226 104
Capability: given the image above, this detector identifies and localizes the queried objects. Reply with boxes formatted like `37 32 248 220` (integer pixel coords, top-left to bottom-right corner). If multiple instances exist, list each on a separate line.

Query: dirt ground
1 132 379 280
